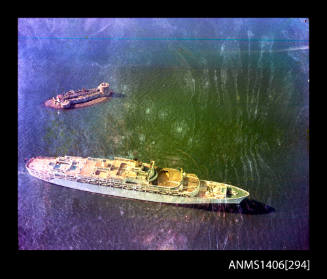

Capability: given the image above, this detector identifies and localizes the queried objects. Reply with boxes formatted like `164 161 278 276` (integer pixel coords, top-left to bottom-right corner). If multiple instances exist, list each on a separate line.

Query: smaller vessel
45 82 113 109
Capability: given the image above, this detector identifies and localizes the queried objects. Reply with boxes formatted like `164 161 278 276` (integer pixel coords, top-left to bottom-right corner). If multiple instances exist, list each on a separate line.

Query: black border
12 15 314 273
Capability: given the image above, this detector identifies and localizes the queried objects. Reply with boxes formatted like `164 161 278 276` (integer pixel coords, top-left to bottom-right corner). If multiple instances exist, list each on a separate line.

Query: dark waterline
18 18 309 250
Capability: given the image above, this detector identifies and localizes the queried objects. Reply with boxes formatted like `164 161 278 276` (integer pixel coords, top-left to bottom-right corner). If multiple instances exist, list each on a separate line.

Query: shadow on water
111 92 125 98
176 199 275 215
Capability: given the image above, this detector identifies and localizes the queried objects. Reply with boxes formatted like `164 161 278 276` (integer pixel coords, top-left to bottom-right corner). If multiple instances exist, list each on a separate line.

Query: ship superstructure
26 156 249 204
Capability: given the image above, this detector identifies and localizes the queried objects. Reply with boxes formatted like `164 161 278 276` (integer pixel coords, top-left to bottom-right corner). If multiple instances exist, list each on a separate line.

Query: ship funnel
98 82 110 94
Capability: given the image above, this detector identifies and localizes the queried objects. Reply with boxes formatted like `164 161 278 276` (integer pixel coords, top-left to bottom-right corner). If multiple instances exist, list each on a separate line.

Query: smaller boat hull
45 82 113 110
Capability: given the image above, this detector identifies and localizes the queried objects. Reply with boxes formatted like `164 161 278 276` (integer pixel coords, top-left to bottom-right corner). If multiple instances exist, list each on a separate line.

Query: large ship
45 82 113 109
25 156 249 204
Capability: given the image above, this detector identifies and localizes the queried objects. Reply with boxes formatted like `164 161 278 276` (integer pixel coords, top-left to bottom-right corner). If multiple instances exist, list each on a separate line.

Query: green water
41 46 308 205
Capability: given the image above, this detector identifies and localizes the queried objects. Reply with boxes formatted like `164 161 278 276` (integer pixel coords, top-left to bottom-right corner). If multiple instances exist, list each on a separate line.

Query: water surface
18 18 309 250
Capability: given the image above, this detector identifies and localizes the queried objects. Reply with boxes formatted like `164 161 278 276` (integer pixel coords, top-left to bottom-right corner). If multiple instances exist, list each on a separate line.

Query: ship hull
27 169 246 204
45 82 113 109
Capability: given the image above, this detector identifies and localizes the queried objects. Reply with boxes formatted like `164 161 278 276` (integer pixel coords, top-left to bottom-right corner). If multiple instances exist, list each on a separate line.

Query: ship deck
182 173 200 193
27 157 54 172
78 157 153 183
71 97 110 108
28 156 191 190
